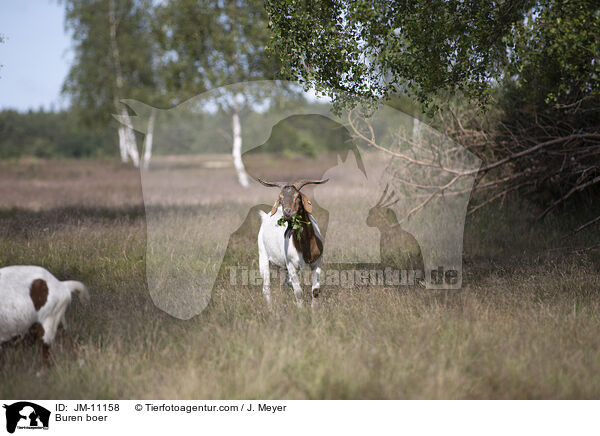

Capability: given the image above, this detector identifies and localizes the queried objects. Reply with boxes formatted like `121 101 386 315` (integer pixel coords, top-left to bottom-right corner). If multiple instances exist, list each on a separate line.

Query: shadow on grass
0 205 146 237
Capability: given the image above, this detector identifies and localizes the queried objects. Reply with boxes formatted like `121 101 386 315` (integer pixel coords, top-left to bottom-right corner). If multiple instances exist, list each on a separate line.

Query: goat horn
293 178 329 190
256 177 286 188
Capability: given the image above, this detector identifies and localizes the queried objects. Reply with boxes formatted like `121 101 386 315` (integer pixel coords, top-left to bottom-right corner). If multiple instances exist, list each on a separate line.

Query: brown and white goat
257 178 328 308
0 265 89 361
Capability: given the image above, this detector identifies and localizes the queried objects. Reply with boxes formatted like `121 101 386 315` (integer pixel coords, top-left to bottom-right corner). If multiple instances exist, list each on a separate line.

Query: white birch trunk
118 108 140 167
118 127 129 162
232 106 249 188
142 109 156 170
109 0 139 167
125 123 140 168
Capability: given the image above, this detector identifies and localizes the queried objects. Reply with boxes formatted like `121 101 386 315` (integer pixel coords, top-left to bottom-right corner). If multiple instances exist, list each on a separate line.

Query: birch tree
157 0 282 187
62 0 157 166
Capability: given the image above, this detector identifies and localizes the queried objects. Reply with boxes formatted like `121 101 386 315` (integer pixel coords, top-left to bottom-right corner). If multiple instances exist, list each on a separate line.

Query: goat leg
285 262 304 308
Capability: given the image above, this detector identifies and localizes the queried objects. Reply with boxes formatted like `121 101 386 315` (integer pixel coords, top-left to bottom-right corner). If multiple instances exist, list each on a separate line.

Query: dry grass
0 156 599 399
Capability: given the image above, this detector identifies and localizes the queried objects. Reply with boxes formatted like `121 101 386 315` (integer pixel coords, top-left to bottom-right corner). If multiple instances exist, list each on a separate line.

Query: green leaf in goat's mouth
277 214 310 241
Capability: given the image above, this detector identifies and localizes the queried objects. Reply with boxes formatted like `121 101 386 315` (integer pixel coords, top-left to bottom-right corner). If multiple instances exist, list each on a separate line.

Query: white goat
257 178 328 308
0 265 89 360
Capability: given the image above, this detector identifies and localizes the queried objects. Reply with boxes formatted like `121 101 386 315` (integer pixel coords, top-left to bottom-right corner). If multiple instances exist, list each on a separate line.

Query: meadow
0 156 599 399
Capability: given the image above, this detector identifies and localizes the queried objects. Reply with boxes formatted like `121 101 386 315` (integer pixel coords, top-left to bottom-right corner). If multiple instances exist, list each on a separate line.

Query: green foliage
277 214 310 241
267 0 598 114
0 103 354 159
254 113 351 157
0 110 115 159
266 0 531 111
156 0 299 180
505 0 600 109
146 105 349 156
496 1 600 207
156 0 281 97
62 0 158 126
267 0 599 217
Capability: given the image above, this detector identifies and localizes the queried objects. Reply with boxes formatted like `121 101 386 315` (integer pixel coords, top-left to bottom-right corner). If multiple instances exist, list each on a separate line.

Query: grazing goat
257 178 328 308
0 265 89 360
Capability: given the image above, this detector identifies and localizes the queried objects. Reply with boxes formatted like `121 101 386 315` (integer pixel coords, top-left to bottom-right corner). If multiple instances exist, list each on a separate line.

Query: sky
0 0 72 111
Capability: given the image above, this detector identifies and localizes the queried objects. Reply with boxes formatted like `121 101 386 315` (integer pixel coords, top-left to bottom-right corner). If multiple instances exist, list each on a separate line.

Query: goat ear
270 198 280 216
300 193 313 214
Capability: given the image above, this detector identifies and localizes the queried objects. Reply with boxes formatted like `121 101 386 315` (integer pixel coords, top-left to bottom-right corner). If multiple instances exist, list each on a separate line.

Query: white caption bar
0 400 597 435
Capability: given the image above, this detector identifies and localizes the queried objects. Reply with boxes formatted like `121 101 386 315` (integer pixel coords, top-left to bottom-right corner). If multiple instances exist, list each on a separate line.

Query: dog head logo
3 402 50 433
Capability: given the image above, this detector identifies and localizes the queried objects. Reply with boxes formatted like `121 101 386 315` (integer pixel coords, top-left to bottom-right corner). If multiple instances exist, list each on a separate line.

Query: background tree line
0 0 598 225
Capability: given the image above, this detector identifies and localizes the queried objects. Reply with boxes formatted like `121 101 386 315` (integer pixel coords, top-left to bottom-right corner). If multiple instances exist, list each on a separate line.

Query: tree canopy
266 0 600 227
157 0 281 98
266 0 533 110
505 0 600 110
266 0 599 112
62 0 157 126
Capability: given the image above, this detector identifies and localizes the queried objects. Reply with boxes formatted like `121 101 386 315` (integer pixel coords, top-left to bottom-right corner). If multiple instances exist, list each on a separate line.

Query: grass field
0 157 599 399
